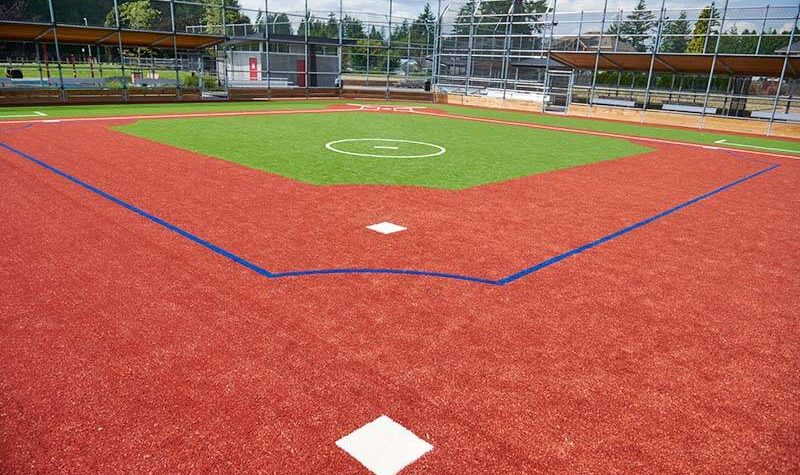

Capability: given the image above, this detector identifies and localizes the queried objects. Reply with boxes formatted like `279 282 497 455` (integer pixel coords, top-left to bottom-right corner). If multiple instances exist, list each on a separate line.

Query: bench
662 103 717 114
593 97 636 107
749 110 800 122
227 78 292 88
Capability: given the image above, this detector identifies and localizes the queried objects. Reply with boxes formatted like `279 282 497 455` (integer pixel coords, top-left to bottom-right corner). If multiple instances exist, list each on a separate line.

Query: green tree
608 0 656 52
299 14 328 37
453 0 477 36
410 3 436 45
483 0 548 35
104 0 160 30
759 26 799 54
717 25 759 54
265 13 292 35
200 0 250 34
325 12 339 38
659 10 690 53
391 19 411 43
454 0 547 36
686 5 720 53
342 15 365 39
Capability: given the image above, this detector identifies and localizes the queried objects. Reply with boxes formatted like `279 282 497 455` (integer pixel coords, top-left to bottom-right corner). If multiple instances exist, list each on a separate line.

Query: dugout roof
548 51 800 78
0 20 224 50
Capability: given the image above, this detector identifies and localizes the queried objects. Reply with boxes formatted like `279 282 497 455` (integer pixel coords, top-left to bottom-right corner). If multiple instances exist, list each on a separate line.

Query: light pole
84 17 94 78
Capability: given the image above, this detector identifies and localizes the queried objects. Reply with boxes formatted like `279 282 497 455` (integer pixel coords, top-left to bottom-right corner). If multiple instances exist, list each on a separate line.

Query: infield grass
116 111 651 189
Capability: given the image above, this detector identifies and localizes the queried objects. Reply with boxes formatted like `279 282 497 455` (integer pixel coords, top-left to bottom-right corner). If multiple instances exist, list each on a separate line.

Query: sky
238 0 800 20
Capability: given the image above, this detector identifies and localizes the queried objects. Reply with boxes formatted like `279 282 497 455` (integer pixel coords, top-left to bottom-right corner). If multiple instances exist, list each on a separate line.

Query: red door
249 57 258 81
296 59 306 87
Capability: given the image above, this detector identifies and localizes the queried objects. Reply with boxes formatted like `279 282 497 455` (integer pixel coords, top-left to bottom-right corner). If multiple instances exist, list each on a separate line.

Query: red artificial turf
0 115 798 474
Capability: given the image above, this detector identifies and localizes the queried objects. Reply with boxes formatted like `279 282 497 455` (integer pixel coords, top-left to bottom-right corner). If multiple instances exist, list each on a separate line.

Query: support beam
654 55 676 72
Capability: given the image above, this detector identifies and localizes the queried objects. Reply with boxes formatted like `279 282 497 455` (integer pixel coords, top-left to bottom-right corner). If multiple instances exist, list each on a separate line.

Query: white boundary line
413 111 800 161
0 107 358 126
0 111 46 118
325 138 446 158
0 104 797 161
713 139 800 154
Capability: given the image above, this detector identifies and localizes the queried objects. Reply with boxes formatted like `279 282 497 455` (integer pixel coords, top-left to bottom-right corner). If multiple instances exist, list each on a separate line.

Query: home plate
366 222 407 234
336 415 433 475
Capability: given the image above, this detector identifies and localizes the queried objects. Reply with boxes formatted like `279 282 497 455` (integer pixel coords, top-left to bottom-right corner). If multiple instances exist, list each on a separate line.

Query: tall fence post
755 4 769 55
432 0 444 93
464 1 480 95
642 0 667 119
111 0 127 101
46 0 65 101
337 0 343 95
386 0 393 100
767 4 799 135
699 0 729 129
221 0 229 95
500 2 514 101
169 0 181 100
304 0 309 97
541 0 558 112
589 0 610 108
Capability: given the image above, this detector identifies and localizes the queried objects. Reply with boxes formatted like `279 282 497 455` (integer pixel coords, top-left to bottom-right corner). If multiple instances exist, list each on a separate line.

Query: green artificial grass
432 104 800 155
116 111 651 189
0 100 335 119
2 98 798 155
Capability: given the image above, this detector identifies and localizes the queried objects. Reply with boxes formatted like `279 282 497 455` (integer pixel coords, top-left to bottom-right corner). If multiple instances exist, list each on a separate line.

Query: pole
337 0 343 93
756 5 769 55
386 0 393 100
221 0 229 95
464 1 481 95
702 1 715 53
642 0 666 116
500 2 514 100
35 42 44 88
265 0 271 96
589 0 609 108
542 0 558 112
767 4 799 135
46 0 65 100
700 0 729 129
112 0 128 100
304 0 309 96
432 0 443 90
169 0 181 100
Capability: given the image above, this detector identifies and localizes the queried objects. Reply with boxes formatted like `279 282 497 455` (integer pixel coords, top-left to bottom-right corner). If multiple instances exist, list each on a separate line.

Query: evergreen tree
411 3 436 45
265 13 292 35
326 12 339 39
686 4 720 53
391 19 411 43
453 0 477 36
659 10 690 53
340 15 365 39
612 0 656 52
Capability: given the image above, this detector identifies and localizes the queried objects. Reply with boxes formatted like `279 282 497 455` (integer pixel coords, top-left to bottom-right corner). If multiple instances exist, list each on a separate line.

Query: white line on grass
0 111 47 118
713 139 800 154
